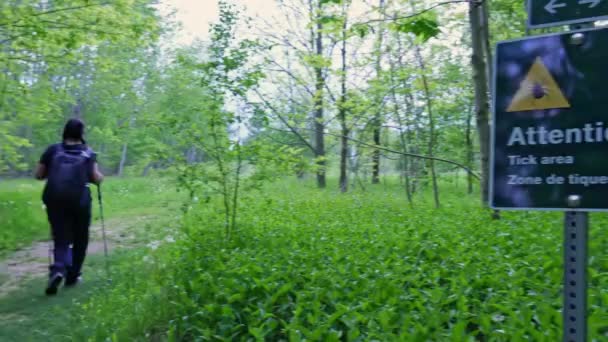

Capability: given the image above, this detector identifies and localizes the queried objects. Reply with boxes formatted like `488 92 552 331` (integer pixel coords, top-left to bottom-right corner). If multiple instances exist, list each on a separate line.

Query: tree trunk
409 112 421 195
388 40 413 205
415 45 440 209
481 0 493 82
142 162 154 177
339 2 349 193
339 126 348 193
396 33 420 195
117 143 128 177
117 111 136 177
371 0 386 185
469 0 491 206
314 0 326 189
465 102 474 194
349 130 360 190
285 39 304 180
186 146 197 164
72 98 83 118
393 93 413 206
372 126 381 184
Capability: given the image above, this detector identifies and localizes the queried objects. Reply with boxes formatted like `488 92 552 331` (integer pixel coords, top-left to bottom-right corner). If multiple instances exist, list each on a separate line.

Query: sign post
563 203 588 342
528 0 608 29
491 27 608 341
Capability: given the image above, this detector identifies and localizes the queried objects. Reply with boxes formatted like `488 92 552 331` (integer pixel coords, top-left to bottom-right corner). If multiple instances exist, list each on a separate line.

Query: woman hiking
34 118 104 295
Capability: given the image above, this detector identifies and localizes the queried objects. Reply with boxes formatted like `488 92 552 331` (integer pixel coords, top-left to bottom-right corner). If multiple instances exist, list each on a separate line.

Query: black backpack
44 145 92 206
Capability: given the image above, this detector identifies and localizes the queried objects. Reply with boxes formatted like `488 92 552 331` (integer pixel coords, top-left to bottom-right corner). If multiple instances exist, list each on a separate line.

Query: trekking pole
97 184 111 280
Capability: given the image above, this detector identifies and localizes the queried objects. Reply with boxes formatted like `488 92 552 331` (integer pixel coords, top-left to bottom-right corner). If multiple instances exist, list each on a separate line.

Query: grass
0 253 115 341
0 182 47 255
50 177 608 341
0 247 176 342
0 192 182 342
0 177 182 257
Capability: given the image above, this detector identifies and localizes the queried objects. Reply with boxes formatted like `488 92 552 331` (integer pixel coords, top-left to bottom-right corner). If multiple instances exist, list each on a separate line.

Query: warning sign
492 28 608 210
507 57 571 112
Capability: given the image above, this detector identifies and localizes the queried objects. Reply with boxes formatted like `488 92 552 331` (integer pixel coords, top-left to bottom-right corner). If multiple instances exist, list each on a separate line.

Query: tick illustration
531 82 548 99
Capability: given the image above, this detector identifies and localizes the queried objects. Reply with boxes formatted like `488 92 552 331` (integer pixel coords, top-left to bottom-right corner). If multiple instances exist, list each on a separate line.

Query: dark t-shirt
40 143 97 206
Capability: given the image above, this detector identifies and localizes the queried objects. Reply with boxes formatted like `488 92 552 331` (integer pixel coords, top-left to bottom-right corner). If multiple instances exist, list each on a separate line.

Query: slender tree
468 0 491 206
312 0 327 188
371 0 386 185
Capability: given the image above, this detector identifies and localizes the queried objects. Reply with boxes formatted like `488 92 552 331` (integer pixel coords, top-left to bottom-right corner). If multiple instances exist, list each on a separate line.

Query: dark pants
46 202 91 279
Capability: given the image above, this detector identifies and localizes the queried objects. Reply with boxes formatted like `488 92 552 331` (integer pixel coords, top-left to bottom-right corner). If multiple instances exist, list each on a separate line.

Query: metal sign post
564 196 588 342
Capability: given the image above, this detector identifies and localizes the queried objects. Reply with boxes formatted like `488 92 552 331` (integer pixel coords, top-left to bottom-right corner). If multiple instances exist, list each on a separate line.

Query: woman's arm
91 162 104 184
36 145 54 180
35 163 47 180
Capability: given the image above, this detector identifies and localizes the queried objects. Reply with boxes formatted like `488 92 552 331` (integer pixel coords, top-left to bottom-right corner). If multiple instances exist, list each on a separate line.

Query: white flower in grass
147 241 160 250
165 236 175 243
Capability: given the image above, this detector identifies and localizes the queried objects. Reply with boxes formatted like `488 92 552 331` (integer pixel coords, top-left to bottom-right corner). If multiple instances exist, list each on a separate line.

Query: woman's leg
67 204 91 282
46 206 71 277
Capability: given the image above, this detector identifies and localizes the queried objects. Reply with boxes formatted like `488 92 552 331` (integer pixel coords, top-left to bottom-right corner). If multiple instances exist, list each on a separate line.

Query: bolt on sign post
528 0 608 29
491 26 608 341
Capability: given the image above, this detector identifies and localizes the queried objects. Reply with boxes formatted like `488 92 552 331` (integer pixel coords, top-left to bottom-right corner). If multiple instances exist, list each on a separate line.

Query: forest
1 0 607 341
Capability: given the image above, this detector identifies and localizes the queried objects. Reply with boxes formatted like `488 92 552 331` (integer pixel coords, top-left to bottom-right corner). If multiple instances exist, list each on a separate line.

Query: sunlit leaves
318 15 345 31
350 23 371 38
389 15 441 43
0 0 161 172
302 54 332 69
320 0 343 5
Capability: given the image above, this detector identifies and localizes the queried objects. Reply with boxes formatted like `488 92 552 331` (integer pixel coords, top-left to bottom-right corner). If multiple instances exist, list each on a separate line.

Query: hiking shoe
64 276 82 287
45 273 63 296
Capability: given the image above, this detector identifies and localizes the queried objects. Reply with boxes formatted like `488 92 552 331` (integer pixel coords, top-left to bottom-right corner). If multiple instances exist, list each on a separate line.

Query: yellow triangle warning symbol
507 57 571 112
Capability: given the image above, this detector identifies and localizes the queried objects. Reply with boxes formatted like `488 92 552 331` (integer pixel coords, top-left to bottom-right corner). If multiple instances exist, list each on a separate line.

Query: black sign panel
491 28 608 211
528 0 608 29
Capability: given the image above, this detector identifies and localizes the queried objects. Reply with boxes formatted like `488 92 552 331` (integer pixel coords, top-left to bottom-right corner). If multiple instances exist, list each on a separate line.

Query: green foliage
320 0 343 5
167 1 303 239
318 15 345 30
490 0 528 42
0 181 46 254
2 0 596 338
3 1 600 341
0 0 162 174
67 246 179 341
302 53 333 69
351 23 371 38
64 179 608 340
389 15 441 43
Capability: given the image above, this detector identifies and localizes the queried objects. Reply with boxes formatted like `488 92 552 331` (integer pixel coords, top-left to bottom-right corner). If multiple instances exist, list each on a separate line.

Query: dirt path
0 215 154 298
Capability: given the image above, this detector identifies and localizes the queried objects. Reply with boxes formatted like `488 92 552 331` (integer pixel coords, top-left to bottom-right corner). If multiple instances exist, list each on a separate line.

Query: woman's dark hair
62 118 86 143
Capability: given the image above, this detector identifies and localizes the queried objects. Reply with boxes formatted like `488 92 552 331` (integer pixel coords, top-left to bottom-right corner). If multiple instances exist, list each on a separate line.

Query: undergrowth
67 178 608 341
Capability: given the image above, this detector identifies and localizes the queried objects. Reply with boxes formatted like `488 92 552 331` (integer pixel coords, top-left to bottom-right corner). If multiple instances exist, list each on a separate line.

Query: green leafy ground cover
56 179 608 341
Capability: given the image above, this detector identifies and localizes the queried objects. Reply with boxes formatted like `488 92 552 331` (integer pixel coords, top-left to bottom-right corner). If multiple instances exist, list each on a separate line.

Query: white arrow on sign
545 0 567 14
579 0 602 8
